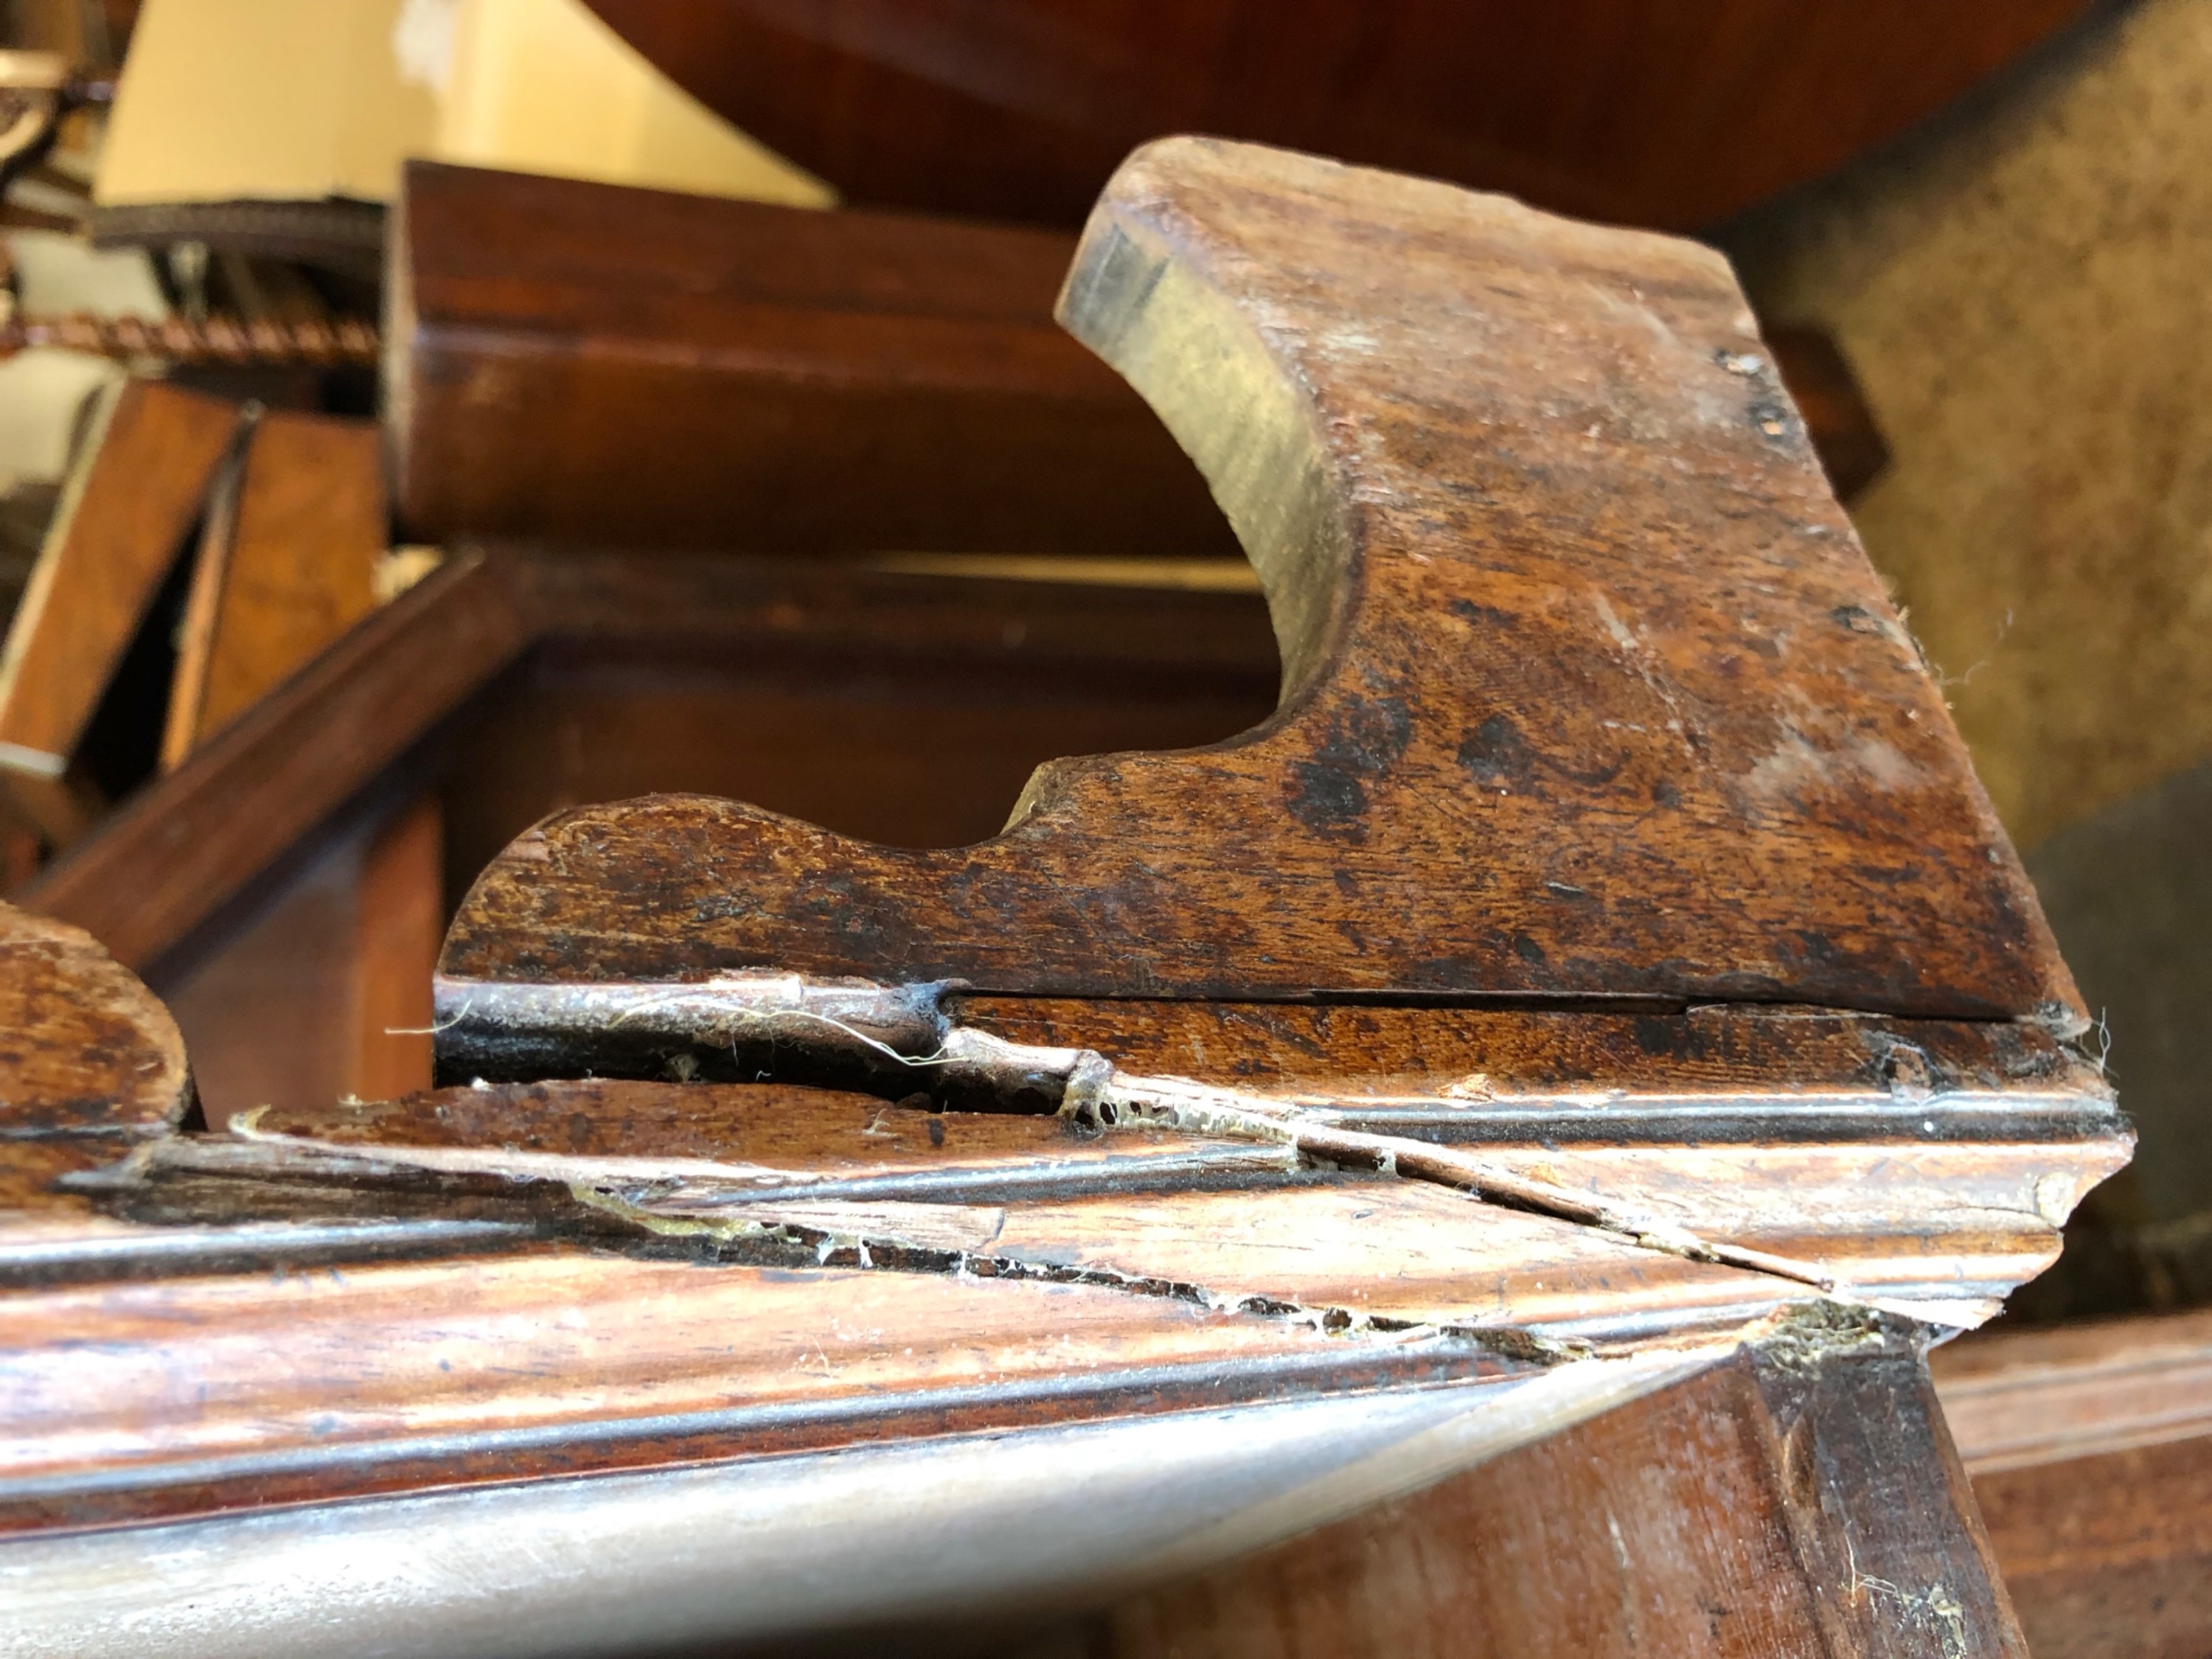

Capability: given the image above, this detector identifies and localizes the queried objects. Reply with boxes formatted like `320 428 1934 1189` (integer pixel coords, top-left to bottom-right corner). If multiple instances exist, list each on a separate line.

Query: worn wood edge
431 136 2082 1025
0 905 191 1141
1052 147 1346 709
52 1062 2126 1338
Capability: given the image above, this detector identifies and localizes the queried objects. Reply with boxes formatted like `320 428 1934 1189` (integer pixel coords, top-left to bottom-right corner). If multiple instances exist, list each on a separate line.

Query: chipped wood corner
0 137 2129 1655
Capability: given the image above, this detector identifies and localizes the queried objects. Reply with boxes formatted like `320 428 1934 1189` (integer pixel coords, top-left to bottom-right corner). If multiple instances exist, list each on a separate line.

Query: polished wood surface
442 137 2076 1034
156 791 445 1124
347 793 440 1101
386 161 1236 559
588 0 2087 231
0 379 240 809
161 411 383 767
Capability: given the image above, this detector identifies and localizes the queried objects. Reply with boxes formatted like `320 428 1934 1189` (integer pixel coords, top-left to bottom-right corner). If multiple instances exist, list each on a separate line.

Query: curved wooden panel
0 903 189 1141
442 138 2073 1024
587 0 2088 230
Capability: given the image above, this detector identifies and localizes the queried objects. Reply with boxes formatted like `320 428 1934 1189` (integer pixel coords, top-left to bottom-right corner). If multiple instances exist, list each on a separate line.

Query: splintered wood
0 137 2136 1657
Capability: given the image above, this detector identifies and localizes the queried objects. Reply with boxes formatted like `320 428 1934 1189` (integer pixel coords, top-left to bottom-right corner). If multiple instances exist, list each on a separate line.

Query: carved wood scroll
440 136 2077 1034
0 140 2143 1655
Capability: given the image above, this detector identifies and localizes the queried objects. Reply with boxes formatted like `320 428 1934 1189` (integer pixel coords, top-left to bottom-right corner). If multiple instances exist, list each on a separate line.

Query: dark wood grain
386 161 1237 558
239 1078 1220 1173
20 551 529 970
21 544 1279 1006
441 137 2079 1029
953 996 2104 1109
1100 1329 2027 1657
588 0 2085 232
0 902 188 1140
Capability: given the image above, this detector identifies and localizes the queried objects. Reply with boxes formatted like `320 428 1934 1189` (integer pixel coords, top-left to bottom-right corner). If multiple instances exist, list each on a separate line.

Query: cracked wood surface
0 139 2134 1655
142 1068 2121 1332
440 135 2077 1026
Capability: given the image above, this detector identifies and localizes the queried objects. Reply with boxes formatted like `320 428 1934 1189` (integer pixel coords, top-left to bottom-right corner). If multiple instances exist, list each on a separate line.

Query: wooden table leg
1097 1318 2026 1658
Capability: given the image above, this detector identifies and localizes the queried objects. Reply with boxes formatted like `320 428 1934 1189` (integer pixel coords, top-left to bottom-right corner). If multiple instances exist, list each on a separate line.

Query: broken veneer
0 138 2129 1655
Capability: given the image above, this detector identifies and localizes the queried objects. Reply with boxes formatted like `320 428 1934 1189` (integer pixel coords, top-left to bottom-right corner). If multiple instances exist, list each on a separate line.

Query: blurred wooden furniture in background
0 378 240 841
386 160 1237 557
586 0 2090 230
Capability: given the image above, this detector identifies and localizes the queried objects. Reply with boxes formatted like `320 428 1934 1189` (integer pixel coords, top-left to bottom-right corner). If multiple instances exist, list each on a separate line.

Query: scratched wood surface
439 137 2077 1030
160 1068 2122 1333
0 138 2135 1655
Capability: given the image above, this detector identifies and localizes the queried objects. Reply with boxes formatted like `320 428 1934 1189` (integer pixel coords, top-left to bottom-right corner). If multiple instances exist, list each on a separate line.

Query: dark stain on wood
438 139 2079 1044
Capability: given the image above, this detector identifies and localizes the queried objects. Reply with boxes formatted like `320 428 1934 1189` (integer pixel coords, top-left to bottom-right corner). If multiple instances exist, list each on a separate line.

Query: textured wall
1722 0 2212 852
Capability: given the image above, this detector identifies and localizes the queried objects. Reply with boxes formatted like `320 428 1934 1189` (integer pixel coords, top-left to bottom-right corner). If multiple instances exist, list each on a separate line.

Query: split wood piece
437 136 2078 1030
234 1078 1287 1183
0 902 189 1142
386 161 1237 560
18 551 530 972
100 1107 1806 1348
20 544 1279 978
1932 1309 2212 1659
216 1034 2124 1330
160 410 384 769
0 378 243 840
1096 1326 2027 1658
